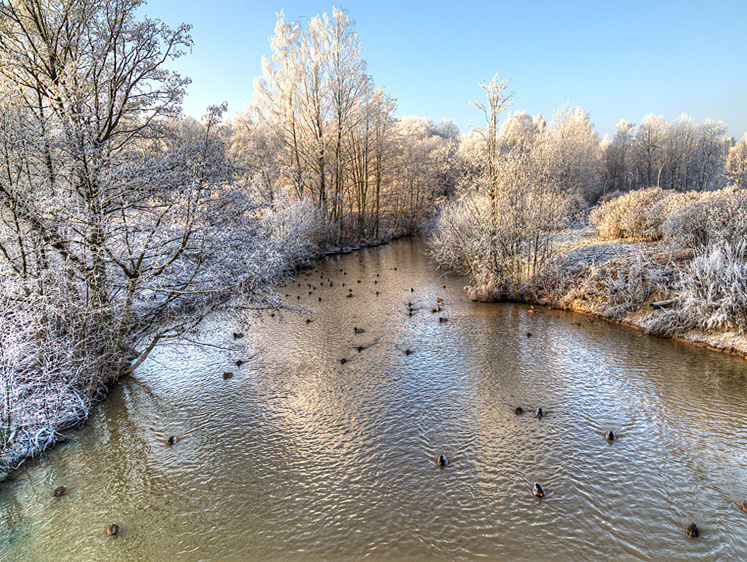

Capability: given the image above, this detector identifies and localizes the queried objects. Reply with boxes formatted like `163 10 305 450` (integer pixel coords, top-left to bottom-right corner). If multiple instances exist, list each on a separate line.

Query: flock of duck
50 248 744 540
268 252 744 540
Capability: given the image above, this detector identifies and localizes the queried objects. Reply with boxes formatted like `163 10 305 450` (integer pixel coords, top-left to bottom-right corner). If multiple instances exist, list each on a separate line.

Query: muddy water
1 238 746 560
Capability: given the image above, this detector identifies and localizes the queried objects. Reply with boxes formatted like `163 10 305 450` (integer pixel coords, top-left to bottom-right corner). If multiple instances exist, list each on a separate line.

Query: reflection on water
1 238 747 560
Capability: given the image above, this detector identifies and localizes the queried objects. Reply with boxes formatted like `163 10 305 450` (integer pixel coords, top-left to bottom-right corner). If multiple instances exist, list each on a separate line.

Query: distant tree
634 114 668 188
726 134 747 188
604 119 635 193
542 104 602 204
250 8 403 243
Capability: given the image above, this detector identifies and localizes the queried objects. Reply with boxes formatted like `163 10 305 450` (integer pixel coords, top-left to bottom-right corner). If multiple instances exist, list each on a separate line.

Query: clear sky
142 0 747 139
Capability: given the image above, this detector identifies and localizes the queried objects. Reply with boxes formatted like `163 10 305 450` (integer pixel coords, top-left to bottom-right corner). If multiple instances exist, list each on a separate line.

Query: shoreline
0 235 401 483
463 225 747 361
4 231 744 482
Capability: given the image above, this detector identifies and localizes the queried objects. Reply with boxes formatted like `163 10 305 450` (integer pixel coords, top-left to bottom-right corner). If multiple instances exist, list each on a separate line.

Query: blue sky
143 0 747 138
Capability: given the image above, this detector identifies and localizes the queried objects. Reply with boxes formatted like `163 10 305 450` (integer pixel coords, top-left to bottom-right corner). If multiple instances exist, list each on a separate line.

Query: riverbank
3 235 746 560
481 225 747 359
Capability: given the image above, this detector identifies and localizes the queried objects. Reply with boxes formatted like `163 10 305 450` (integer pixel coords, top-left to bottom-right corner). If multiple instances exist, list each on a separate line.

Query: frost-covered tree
243 7 429 244
726 134 747 188
0 0 302 468
430 79 571 300
388 116 459 236
0 0 192 336
634 114 668 188
603 119 635 193
542 104 602 204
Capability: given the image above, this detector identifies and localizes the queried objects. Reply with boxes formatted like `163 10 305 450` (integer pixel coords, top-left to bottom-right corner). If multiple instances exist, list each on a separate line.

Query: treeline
228 8 747 252
227 8 459 244
602 115 744 195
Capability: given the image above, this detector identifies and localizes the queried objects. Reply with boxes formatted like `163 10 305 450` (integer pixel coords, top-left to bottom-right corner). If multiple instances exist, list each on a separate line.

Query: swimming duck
438 454 448 467
737 501 747 513
340 358 347 364
233 332 244 339
685 522 699 537
405 349 413 355
514 407 524 415
533 482 545 497
526 332 532 337
354 327 365 334
605 431 616 441
223 372 233 380
53 486 67 497
536 408 545 418
167 436 177 446
107 522 120 536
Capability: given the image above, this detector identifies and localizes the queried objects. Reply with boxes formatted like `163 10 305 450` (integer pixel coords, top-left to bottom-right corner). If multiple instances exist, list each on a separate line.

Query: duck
107 522 120 536
354 327 366 334
53 486 67 497
235 360 244 367
167 436 177 446
526 332 532 337
737 501 747 513
605 430 616 441
685 522 699 538
340 358 347 364
536 407 545 418
232 332 244 339
438 454 448 467
533 482 545 497
222 372 234 380
404 349 413 355
514 407 524 415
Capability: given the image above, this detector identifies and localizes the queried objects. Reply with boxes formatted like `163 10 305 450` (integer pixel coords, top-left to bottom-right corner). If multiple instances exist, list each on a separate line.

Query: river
1 238 746 560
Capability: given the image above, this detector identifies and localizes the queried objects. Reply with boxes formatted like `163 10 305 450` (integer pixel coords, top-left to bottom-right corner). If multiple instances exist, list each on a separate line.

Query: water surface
1 238 746 559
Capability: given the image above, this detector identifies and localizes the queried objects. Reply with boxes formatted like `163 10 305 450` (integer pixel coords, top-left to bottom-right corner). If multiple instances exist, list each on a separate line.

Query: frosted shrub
590 187 689 241
662 189 747 249
262 195 324 265
0 274 116 472
430 193 496 288
569 252 670 317
676 242 747 333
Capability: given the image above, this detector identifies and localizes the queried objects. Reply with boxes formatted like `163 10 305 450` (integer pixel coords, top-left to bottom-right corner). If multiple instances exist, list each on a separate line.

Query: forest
1 0 746 473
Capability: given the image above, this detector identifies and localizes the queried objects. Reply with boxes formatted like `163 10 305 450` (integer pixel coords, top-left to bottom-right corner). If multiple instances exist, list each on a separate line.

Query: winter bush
590 187 693 241
0 273 121 473
559 252 670 317
661 188 747 249
673 241 747 333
